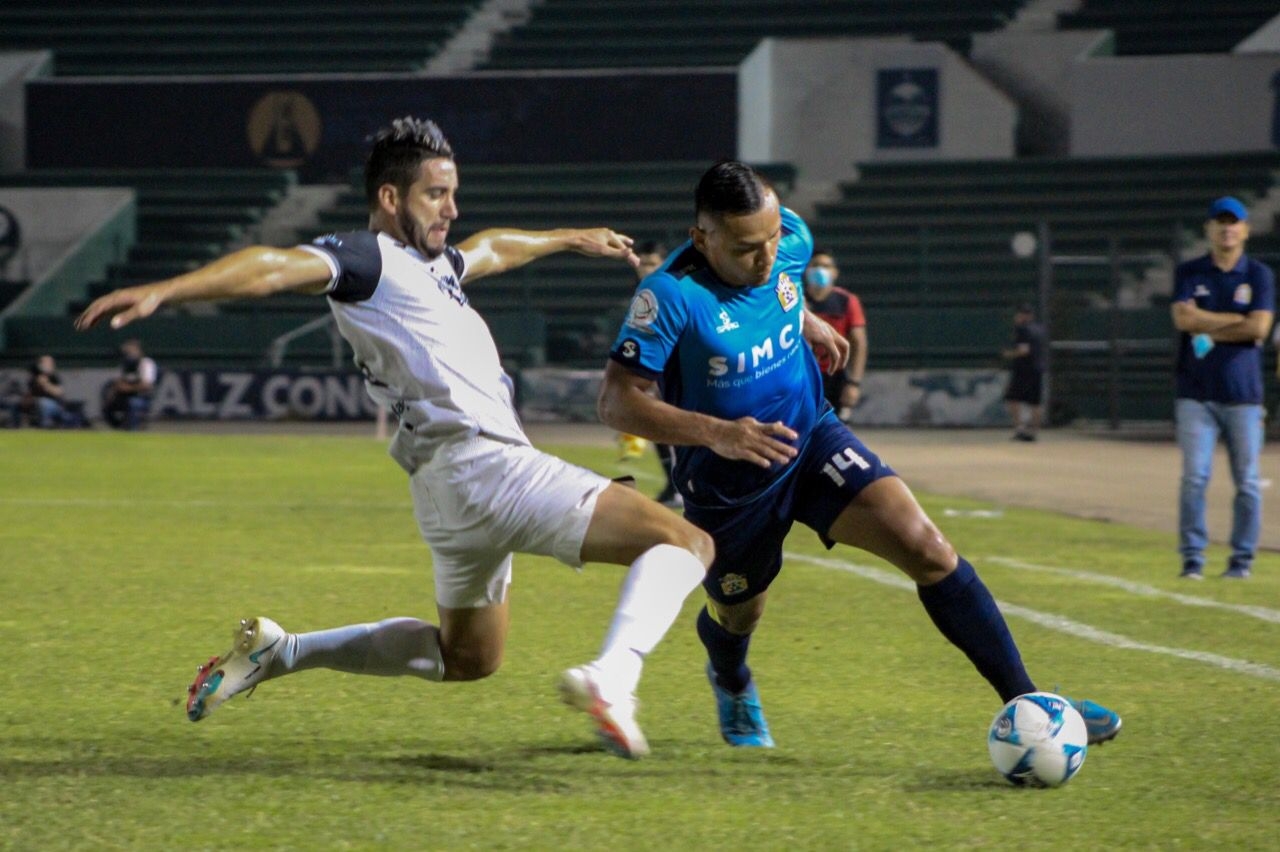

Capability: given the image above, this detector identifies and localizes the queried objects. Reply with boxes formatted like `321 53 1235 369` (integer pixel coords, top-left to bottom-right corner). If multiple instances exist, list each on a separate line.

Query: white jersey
300 230 530 472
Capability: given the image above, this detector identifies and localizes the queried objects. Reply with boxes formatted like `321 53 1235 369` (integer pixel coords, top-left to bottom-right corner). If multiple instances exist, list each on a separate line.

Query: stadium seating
1058 0 1279 55
482 0 1028 69
808 152 1280 420
0 1 478 75
0 168 297 305
810 151 1280 316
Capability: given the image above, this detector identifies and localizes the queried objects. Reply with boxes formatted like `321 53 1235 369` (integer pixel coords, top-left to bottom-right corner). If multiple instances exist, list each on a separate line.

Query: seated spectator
103 339 157 430
15 355 79 428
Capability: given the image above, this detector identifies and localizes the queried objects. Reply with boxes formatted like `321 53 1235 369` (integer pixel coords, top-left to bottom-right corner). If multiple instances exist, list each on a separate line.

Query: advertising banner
27 72 737 181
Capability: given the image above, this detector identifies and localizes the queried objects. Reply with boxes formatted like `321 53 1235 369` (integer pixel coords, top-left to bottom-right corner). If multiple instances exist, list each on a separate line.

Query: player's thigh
827 476 956 584
437 599 511 681
580 481 713 566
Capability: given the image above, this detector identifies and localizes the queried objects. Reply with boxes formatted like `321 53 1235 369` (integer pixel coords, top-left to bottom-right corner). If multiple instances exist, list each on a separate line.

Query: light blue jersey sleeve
611 268 689 379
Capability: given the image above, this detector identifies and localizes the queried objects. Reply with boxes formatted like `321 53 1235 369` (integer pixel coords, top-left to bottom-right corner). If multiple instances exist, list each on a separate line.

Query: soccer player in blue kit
599 161 1122 748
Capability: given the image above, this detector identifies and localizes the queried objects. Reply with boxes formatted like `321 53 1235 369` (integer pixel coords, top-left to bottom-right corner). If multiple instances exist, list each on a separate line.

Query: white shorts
408 436 610 609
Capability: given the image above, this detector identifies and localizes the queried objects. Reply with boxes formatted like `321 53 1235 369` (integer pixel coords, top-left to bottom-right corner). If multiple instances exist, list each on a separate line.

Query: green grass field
2 431 1278 850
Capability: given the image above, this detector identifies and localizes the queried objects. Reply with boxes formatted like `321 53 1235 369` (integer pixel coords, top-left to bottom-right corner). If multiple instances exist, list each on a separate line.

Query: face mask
805 267 832 288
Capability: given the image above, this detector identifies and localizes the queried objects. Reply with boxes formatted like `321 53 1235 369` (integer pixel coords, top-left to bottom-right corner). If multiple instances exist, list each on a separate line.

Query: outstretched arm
457 228 638 283
75 247 333 330
597 360 798 469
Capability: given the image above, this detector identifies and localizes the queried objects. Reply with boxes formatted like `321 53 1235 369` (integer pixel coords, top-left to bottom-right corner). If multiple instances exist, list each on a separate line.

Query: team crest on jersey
775 273 800 312
625 289 659 333
1234 283 1253 304
719 573 749 596
437 274 468 307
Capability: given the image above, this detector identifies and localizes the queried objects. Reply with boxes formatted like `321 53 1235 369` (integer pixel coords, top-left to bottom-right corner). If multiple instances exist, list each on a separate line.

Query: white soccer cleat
558 665 649 759
186 617 286 722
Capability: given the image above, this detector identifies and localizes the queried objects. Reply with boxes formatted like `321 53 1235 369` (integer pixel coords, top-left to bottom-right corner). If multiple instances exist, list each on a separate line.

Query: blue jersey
610 207 826 506
1173 253 1275 404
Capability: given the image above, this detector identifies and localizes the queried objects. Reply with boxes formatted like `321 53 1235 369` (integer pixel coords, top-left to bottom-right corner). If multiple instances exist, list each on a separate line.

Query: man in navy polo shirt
1171 196 1275 580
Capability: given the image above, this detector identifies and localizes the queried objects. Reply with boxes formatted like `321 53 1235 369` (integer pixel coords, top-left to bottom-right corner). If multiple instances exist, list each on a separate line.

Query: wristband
847 378 861 387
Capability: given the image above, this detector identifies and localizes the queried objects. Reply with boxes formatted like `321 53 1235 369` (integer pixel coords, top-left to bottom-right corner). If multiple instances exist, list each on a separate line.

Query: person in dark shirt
1170 196 1275 580
1001 303 1047 442
19 355 70 427
804 249 866 422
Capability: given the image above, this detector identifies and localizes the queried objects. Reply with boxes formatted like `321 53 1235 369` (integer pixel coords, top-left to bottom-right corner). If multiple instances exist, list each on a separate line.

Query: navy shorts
1004 370 1043 404
684 412 896 604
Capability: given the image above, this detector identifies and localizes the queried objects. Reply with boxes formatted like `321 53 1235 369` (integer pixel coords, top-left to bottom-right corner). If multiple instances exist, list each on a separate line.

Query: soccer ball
987 692 1087 787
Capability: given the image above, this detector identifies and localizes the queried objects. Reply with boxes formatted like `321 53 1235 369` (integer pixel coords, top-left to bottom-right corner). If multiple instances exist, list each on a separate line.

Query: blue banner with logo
876 68 939 149
26 72 736 182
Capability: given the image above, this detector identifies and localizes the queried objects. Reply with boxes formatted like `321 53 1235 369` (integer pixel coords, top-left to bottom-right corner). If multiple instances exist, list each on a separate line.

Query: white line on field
986 556 1280 625
785 551 1280 683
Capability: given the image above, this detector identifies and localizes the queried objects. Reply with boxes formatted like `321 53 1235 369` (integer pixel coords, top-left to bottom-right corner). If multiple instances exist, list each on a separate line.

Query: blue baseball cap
1207 196 1248 221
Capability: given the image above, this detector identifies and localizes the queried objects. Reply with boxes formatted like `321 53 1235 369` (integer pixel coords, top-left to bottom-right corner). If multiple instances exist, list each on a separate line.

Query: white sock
591 544 706 697
271 617 445 682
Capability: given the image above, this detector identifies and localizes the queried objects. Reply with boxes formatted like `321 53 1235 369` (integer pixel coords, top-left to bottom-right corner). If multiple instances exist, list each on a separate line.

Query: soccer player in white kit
75 117 715 759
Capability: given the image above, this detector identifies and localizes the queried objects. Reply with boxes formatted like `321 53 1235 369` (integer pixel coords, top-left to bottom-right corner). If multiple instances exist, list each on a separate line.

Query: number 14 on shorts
822 447 870 486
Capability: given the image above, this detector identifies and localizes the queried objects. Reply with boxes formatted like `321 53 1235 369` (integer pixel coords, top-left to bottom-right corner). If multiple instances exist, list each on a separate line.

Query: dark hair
635 240 667 257
695 160 773 219
364 117 454 209
811 247 837 263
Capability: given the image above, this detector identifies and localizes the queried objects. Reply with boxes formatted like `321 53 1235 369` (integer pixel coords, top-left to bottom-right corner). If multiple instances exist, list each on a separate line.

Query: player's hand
709 417 799 469
802 312 849 374
570 228 639 269
75 285 165 331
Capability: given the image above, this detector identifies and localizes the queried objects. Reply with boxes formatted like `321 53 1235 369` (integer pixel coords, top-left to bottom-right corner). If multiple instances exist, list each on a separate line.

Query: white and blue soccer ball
988 692 1087 788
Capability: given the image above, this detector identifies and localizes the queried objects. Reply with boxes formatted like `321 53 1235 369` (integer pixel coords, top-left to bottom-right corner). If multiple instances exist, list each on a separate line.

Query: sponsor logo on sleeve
775 273 799 311
618 338 641 363
625 289 659 333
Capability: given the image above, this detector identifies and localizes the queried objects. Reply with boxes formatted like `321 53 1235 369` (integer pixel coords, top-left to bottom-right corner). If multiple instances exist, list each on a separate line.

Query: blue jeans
1175 398 1264 568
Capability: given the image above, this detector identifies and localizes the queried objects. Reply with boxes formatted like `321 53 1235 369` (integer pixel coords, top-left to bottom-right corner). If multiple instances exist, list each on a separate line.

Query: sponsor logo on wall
247 91 322 168
876 68 939 149
1 368 378 422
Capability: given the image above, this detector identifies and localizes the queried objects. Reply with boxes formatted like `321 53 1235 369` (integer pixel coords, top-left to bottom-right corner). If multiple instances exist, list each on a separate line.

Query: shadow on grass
904 768 1007 792
0 734 822 790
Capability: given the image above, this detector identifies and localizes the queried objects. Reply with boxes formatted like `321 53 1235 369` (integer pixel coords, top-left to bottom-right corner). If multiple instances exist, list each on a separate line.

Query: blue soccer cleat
1067 698 1122 745
706 663 774 748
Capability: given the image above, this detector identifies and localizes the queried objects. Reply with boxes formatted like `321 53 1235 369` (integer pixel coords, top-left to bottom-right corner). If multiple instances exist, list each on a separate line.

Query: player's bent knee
898 519 956 582
662 519 714 567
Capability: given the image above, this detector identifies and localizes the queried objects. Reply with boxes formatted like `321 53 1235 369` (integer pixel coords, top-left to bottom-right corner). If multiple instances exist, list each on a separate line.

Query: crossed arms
1170 301 1272 344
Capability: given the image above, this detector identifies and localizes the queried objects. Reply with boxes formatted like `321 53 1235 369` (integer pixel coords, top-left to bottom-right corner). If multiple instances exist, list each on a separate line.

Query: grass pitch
2 430 1278 850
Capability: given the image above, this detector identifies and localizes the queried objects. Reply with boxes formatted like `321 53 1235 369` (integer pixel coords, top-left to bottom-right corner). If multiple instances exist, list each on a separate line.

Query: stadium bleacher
482 0 1029 69
809 152 1280 369
0 168 297 366
0 1 478 75
1059 0 1279 55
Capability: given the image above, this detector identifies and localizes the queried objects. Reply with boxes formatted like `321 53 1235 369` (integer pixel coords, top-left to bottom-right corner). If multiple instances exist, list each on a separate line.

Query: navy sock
696 606 752 694
917 557 1035 703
